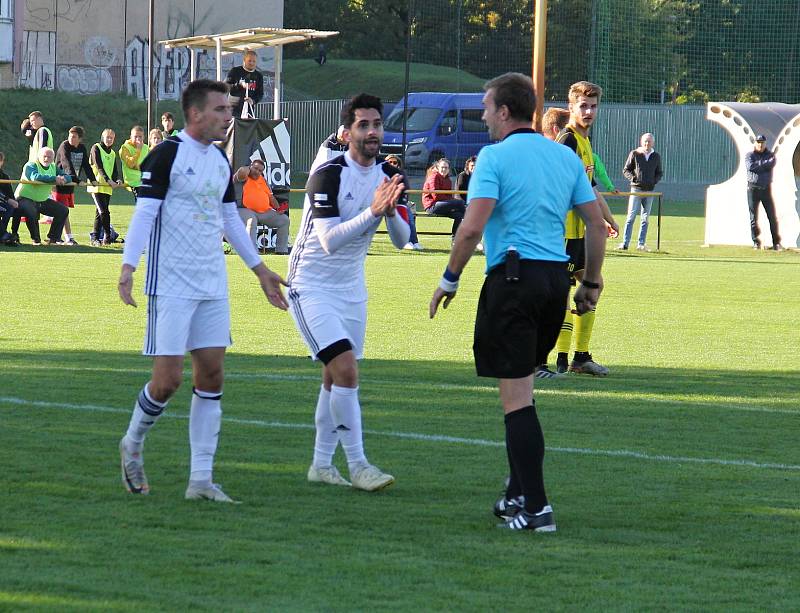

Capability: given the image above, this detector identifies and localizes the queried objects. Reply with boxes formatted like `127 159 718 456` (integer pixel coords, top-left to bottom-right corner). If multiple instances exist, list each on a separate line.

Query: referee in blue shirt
430 72 608 532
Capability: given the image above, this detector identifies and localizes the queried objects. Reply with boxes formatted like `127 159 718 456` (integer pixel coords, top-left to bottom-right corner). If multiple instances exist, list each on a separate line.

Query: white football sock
125 383 167 450
329 384 367 470
189 388 222 483
312 385 339 467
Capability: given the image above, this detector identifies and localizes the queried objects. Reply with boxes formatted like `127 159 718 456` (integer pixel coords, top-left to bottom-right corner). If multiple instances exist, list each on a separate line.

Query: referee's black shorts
473 260 570 379
565 238 585 284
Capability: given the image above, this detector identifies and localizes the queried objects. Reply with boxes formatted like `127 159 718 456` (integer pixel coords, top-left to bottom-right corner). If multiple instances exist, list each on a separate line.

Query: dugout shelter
160 27 339 120
705 102 800 248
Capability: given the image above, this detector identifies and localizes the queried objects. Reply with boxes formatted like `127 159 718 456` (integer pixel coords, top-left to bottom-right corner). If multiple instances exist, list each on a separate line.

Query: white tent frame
160 27 338 119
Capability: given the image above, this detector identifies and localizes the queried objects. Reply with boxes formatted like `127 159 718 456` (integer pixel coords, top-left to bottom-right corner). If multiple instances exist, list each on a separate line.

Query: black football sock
504 403 548 513
504 427 522 501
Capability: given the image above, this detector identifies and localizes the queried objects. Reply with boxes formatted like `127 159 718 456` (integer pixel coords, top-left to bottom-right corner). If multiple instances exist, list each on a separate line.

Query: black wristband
581 279 600 289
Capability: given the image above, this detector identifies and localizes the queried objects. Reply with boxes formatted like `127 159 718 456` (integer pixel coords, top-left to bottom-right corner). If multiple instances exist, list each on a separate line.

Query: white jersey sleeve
122 196 163 270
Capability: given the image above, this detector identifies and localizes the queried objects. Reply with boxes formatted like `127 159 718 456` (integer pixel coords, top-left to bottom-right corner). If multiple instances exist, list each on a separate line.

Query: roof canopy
161 28 338 54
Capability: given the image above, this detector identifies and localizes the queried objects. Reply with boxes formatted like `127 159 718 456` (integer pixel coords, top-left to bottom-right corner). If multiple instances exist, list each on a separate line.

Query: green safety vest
28 127 54 163
88 145 117 195
119 142 150 189
15 161 56 202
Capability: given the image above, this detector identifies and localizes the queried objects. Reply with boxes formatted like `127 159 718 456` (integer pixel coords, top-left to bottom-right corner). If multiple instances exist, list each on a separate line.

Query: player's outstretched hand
118 264 138 307
370 174 404 217
429 287 456 319
255 264 289 310
606 220 619 239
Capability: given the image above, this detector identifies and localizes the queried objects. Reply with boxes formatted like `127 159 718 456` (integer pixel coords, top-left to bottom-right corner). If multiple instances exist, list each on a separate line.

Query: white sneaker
636 244 651 252
616 243 628 250
403 242 415 250
119 437 149 495
350 464 395 492
307 464 351 486
185 481 240 503
413 242 424 251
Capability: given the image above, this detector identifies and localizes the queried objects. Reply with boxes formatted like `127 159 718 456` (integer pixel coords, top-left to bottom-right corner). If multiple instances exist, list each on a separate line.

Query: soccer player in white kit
288 94 410 491
117 79 288 503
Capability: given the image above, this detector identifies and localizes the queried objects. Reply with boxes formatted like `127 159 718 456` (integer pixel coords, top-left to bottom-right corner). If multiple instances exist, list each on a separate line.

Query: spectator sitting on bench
13 147 71 245
455 155 476 201
422 157 465 241
234 158 290 255
385 154 423 252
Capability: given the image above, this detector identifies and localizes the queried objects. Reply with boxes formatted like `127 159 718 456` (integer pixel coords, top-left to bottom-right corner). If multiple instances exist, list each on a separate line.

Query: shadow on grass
2 350 797 407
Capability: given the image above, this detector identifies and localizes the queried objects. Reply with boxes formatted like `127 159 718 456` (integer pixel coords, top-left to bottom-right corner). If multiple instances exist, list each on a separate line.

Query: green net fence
285 0 800 105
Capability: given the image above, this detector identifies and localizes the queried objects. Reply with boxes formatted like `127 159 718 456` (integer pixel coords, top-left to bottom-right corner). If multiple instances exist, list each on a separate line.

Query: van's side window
438 110 458 135
461 109 488 133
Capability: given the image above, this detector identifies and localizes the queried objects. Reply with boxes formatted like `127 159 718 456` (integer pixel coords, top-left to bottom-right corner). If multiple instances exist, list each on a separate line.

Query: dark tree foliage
283 0 800 103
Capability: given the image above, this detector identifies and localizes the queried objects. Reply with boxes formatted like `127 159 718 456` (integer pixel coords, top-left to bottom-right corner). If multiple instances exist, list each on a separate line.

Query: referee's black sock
504 428 522 501
504 403 548 513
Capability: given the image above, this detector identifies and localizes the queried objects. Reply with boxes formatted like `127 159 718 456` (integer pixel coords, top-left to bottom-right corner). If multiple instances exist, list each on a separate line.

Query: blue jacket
745 149 775 188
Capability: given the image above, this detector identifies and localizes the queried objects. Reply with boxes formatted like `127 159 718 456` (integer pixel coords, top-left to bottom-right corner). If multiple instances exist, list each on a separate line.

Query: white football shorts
287 287 367 360
144 296 232 356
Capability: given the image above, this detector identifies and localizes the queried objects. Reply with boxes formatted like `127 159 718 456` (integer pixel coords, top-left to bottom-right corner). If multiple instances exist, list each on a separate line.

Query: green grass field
1 198 799 611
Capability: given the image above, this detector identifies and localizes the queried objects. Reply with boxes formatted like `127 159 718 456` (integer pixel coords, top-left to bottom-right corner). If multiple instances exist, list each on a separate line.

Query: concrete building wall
2 0 283 99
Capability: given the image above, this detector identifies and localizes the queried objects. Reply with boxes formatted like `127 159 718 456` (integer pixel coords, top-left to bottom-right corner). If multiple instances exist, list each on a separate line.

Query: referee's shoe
497 505 556 532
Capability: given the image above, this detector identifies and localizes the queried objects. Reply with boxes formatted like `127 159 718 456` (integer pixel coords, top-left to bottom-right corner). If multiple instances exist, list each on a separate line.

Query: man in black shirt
54 126 96 244
225 50 264 119
0 151 22 245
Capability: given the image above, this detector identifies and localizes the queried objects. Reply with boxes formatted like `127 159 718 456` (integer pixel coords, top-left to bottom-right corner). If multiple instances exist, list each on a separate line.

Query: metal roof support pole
189 47 196 81
215 37 222 81
273 45 283 120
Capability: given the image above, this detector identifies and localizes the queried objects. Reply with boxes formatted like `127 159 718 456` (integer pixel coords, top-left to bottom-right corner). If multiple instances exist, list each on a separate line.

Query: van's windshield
384 107 441 132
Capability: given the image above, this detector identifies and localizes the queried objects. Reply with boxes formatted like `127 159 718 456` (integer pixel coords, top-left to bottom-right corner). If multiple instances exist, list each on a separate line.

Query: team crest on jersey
186 167 196 175
196 179 222 214
345 192 354 200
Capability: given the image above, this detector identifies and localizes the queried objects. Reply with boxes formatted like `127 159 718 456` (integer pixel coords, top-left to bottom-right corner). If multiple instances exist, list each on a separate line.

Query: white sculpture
705 102 800 248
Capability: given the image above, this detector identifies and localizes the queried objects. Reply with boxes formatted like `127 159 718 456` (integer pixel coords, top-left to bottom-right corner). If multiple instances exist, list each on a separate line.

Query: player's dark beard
352 137 381 161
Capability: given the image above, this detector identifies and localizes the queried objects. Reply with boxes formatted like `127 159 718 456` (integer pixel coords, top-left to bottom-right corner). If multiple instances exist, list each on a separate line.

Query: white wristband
439 277 459 293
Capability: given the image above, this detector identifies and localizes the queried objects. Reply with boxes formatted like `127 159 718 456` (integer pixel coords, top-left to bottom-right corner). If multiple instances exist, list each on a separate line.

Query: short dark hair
69 126 85 138
250 158 265 167
340 94 383 128
161 112 174 121
180 80 229 119
0 151 4 161
464 155 477 171
483 72 536 123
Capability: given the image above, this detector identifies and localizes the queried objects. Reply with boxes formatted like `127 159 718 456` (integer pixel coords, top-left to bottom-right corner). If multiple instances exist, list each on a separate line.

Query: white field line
5 364 798 416
1 395 799 472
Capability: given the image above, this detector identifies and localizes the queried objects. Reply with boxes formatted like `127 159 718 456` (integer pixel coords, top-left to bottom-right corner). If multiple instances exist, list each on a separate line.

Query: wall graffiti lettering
124 36 235 101
57 65 112 94
20 30 56 90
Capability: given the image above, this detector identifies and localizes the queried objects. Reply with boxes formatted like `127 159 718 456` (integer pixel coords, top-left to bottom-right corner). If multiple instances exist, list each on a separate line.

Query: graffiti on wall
57 66 113 94
56 35 116 94
19 30 56 89
124 36 239 101
18 31 271 101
